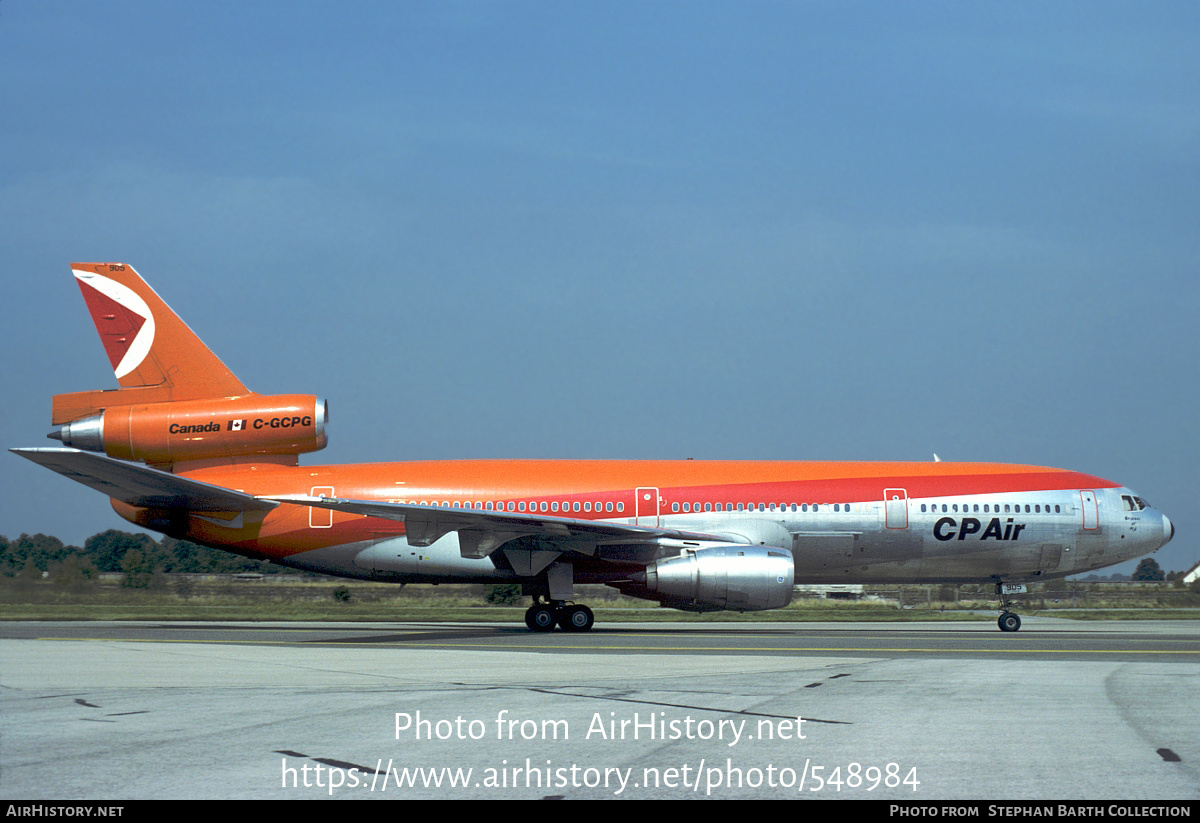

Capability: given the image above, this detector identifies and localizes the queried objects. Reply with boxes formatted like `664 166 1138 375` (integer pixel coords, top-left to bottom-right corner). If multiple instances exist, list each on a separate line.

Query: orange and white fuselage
14 263 1174 632
159 457 1160 585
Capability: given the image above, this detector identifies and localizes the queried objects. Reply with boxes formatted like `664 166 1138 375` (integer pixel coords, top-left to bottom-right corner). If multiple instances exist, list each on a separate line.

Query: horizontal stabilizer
11 447 278 513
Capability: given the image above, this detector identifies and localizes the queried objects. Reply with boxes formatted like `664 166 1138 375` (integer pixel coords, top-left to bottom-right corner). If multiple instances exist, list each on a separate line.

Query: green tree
12 560 42 590
2 534 75 575
51 554 99 593
486 584 523 605
120 549 155 588
85 531 156 573
1132 558 1165 582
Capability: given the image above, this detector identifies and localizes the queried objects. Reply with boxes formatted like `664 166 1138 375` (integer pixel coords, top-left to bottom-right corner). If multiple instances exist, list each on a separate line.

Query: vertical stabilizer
70 263 248 398
50 263 326 468
52 263 251 424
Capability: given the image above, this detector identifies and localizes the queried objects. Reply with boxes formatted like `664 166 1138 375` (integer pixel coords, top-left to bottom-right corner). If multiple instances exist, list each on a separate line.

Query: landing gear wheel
558 604 594 632
992 582 1026 633
525 604 557 632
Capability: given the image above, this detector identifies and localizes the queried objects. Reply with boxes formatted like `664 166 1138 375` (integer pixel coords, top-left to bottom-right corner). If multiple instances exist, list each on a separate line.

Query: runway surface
2 616 1198 662
1 619 1197 800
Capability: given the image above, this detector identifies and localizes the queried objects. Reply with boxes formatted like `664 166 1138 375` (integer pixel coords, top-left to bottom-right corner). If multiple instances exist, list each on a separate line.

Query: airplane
12 263 1174 633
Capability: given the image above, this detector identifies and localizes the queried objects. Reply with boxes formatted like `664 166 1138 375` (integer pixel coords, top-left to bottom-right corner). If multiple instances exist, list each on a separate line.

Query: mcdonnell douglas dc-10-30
12 264 1174 632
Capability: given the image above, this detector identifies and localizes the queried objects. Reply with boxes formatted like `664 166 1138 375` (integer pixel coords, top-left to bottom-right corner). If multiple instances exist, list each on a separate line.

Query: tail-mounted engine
51 393 327 466
613 544 795 612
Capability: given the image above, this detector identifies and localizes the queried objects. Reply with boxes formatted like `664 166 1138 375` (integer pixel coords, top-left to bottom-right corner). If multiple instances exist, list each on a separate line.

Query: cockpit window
1123 495 1149 511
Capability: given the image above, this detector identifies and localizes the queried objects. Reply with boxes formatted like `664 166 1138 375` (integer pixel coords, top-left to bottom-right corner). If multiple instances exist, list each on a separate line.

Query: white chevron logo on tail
72 269 156 379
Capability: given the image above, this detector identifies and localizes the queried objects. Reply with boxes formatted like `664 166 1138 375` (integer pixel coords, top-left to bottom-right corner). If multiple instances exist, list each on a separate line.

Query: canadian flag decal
228 419 246 431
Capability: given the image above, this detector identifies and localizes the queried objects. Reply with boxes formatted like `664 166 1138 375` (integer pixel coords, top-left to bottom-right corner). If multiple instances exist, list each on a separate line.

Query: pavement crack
525 687 851 725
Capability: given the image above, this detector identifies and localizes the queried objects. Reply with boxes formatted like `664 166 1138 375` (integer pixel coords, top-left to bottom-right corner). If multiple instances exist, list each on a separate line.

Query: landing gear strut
995 582 1025 632
524 598 594 632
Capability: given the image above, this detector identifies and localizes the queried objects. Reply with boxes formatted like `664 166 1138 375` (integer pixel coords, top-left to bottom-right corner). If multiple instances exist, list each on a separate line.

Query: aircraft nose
1162 514 1174 547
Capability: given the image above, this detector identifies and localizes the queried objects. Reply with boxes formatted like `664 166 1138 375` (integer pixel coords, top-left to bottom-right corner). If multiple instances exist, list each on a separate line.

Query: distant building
1183 561 1200 585
793 584 868 600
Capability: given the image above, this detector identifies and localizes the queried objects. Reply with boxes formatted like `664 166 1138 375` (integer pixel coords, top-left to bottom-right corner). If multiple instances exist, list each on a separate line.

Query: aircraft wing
11 447 279 513
266 494 732 560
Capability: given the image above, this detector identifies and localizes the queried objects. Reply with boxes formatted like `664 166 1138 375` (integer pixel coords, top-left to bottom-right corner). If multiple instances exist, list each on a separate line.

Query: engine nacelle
626 544 795 613
52 394 327 465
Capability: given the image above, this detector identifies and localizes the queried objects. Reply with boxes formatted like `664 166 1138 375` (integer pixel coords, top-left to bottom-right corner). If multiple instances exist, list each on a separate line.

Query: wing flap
11 447 278 513
267 494 728 558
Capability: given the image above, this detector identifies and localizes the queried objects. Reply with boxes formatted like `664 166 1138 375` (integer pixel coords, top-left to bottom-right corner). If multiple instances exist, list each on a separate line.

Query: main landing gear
524 598 595 633
994 582 1026 632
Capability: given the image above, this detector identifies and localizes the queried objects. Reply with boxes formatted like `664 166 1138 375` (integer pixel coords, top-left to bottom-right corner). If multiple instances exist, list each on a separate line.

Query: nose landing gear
995 582 1027 632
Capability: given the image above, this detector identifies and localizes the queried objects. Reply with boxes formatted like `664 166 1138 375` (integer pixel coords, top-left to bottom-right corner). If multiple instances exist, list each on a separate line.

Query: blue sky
2 1 1197 576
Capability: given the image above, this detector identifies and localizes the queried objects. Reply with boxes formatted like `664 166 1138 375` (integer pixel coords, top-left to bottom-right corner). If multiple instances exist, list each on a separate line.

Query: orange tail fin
50 263 325 469
72 262 248 395
54 263 249 422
